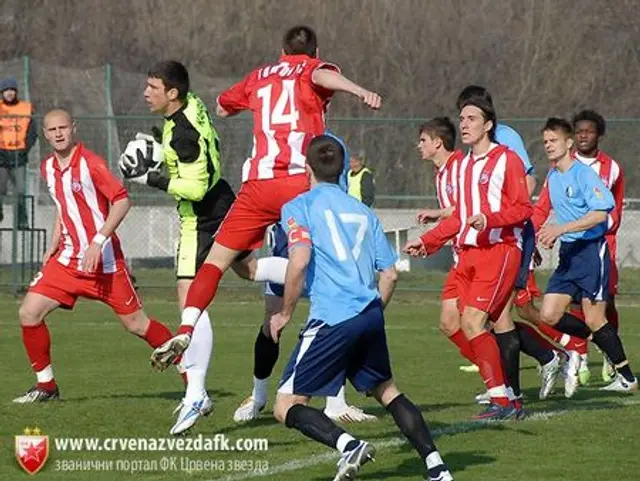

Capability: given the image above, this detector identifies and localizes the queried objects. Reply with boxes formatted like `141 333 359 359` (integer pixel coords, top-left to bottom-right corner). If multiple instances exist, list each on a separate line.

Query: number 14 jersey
217 54 339 183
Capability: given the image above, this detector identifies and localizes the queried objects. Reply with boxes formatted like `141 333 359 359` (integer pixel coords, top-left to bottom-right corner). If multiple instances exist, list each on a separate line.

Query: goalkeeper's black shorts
175 179 250 279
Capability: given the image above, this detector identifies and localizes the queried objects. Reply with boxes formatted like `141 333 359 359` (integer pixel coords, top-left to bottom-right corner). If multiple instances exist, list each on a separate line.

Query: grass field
1 271 639 481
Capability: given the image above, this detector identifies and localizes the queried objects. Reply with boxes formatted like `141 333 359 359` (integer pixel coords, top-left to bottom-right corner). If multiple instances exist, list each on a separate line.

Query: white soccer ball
122 134 164 172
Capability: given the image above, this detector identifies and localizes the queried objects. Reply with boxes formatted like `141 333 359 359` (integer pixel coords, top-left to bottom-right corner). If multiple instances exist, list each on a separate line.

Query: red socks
22 323 56 391
184 263 223 313
142 319 174 348
449 329 476 363
469 331 509 407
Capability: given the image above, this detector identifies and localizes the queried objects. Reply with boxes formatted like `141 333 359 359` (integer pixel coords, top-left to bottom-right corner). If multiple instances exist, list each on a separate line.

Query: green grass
1 279 639 481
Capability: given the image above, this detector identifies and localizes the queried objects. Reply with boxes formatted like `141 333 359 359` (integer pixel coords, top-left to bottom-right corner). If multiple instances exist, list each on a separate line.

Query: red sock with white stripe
22 323 57 392
448 329 476 363
520 323 558 352
469 331 510 407
535 322 568 350
179 264 223 336
141 319 173 348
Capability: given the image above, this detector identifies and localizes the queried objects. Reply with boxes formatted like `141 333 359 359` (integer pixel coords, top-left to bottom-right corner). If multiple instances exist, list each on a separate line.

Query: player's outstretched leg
14 294 61 403
171 311 215 435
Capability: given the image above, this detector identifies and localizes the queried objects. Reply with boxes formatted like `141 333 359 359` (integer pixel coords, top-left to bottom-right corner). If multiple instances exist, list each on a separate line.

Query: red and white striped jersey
41 143 128 273
435 149 464 210
421 144 532 253
575 150 624 235
217 54 339 183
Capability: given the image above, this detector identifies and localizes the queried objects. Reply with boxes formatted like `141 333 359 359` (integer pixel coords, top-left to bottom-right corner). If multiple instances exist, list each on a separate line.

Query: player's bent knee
370 379 400 407
18 303 43 326
273 394 305 424
539 305 561 326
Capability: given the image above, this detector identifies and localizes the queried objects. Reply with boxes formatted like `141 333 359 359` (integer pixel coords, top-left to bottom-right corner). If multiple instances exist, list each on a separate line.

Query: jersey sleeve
166 122 211 202
281 199 312 250
484 152 532 229
217 73 253 115
419 211 462 255
496 125 534 175
372 215 397 271
580 167 615 213
89 156 128 203
308 59 341 101
607 162 625 233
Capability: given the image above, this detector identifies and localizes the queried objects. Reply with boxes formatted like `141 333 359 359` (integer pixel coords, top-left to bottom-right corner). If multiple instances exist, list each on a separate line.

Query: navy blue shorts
515 221 535 290
546 237 610 303
264 224 288 297
277 300 393 397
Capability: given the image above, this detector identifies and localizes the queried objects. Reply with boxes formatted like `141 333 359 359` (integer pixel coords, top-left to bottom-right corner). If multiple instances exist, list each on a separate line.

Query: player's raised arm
311 69 381 110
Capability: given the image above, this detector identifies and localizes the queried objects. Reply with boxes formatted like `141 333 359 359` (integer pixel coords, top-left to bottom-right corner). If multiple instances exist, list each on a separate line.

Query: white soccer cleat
539 351 561 400
602 355 616 383
563 351 581 398
333 441 376 481
325 405 377 423
233 396 266 422
600 375 639 392
151 334 191 372
474 391 491 405
170 392 213 435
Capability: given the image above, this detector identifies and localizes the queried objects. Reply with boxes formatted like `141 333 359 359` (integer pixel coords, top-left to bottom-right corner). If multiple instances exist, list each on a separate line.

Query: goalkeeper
119 60 285 435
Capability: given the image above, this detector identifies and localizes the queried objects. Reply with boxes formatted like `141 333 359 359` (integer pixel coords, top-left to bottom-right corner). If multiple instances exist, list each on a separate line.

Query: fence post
105 63 112 166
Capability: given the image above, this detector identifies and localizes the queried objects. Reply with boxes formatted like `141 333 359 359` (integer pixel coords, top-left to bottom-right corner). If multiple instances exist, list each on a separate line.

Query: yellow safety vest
0 100 32 150
348 167 371 201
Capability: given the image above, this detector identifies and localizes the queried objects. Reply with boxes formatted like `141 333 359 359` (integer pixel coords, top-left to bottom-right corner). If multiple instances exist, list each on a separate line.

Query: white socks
184 310 213 402
252 376 269 406
325 385 349 413
36 365 54 383
255 257 288 284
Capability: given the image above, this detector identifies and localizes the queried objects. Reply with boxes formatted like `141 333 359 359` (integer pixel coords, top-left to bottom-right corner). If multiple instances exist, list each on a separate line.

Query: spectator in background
347 151 375 206
0 78 37 228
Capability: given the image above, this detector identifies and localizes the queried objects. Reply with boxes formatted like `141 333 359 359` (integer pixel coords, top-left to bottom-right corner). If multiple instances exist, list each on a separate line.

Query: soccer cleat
426 466 454 481
170 392 213 435
602 356 616 383
325 405 378 423
472 402 517 421
151 334 191 372
578 354 591 386
539 351 561 400
459 364 479 373
512 398 528 421
600 375 639 392
564 351 581 398
12 386 60 403
233 396 266 422
474 391 491 405
333 441 376 481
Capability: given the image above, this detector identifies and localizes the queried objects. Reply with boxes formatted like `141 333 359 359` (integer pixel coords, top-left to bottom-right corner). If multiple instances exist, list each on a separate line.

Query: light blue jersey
324 130 350 191
280 183 397 326
496 123 534 175
547 160 614 242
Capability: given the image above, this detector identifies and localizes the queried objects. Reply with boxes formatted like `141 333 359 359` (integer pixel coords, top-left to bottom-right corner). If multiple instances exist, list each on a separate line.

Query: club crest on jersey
445 184 453 194
566 185 575 197
71 181 82 193
479 172 490 184
593 186 603 199
15 427 49 475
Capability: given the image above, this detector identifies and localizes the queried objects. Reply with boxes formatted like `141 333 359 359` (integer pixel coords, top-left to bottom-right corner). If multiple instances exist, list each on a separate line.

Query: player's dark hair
571 109 606 137
148 60 190 101
419 117 456 151
541 117 573 137
283 26 318 57
456 85 493 111
307 135 344 183
460 96 497 142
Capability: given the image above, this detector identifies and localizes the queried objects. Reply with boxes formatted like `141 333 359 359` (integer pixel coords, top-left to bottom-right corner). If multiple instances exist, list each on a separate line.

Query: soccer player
12 108 175 403
455 86 566 401
233 131 376 424
270 134 453 481
404 97 532 420
151 25 381 368
536 117 637 392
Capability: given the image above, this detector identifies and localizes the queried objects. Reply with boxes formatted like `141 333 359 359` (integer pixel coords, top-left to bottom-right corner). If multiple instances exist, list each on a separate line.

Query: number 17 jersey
217 54 339 183
281 183 397 326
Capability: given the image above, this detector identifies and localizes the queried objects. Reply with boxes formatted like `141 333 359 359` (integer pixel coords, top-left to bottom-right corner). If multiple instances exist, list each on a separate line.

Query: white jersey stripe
61 169 89 270
46 158 73 266
287 131 306 177
487 153 507 244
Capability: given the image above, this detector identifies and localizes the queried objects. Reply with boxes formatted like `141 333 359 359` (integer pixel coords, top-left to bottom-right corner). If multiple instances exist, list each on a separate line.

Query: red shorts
28 260 142 315
215 175 309 251
441 266 458 300
456 244 521 321
514 271 542 308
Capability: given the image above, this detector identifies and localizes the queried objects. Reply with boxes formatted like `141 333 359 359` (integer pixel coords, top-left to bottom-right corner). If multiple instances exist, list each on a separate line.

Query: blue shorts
515 221 535 290
277 300 392 397
264 223 288 297
546 237 610 303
